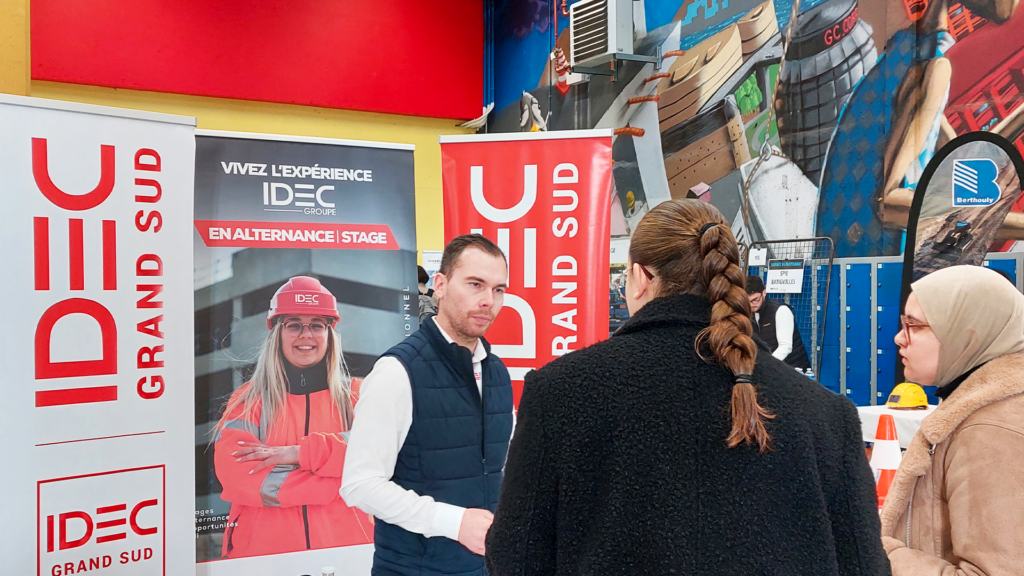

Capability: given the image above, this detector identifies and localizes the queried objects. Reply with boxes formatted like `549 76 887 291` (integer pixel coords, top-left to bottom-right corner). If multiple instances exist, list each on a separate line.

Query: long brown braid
629 199 774 452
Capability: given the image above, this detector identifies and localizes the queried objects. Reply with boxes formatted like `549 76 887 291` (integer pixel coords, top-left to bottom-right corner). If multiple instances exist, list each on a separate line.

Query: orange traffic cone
553 47 571 96
869 414 902 509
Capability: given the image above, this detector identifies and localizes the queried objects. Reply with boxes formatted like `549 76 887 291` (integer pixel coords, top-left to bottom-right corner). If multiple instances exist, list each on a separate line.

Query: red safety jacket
214 373 373 558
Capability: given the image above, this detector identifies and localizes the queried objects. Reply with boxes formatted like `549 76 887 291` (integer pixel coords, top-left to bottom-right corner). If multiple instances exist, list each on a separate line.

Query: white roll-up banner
0 95 197 576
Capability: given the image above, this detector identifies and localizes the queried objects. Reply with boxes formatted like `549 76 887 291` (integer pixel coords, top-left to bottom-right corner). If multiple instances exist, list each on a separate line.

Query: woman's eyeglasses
613 265 654 298
899 315 930 345
282 320 329 337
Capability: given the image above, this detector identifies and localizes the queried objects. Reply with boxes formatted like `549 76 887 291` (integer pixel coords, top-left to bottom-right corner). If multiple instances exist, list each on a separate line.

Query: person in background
342 234 513 576
213 276 373 558
417 265 435 298
486 199 888 575
417 265 437 322
881 265 1024 575
746 275 811 371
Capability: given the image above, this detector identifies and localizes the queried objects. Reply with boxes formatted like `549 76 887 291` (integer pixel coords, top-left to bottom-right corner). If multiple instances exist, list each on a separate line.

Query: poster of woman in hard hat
193 131 417 572
211 276 375 558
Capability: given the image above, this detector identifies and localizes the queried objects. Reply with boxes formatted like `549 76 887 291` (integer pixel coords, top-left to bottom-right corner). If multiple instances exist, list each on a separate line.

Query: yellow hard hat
886 383 929 410
626 190 635 210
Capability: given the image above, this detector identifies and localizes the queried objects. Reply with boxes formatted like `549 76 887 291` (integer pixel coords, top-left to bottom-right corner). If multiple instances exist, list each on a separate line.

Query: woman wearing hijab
881 265 1024 575
486 200 888 575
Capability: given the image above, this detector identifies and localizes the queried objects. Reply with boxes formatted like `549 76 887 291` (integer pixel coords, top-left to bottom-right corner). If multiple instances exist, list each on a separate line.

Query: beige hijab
912 265 1024 388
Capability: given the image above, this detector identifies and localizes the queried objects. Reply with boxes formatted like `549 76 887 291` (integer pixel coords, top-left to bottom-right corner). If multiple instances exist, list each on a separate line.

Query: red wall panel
31 0 483 120
946 5 1024 104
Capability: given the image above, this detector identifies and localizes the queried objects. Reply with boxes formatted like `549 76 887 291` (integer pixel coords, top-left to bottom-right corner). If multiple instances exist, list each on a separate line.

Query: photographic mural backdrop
489 0 1024 261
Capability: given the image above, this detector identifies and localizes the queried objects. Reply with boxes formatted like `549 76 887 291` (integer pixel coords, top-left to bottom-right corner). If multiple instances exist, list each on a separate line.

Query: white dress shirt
756 305 795 361
341 318 503 542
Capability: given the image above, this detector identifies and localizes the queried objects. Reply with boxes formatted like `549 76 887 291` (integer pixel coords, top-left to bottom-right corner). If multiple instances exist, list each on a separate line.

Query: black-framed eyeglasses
899 315 930 345
613 264 654 298
748 293 764 308
281 320 329 337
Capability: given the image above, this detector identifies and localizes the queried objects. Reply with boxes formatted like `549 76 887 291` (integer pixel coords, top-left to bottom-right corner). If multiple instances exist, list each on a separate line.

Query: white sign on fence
749 247 768 266
766 258 805 293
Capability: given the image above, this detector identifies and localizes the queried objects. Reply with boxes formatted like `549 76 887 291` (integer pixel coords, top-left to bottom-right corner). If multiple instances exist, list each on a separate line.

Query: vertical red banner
441 131 613 406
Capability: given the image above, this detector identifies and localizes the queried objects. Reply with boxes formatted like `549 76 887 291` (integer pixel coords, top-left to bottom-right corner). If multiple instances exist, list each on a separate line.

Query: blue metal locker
846 263 872 302
820 345 841 393
846 306 871 348
845 345 871 391
846 348 873 406
984 259 1017 285
876 305 900 350
875 347 898 404
876 262 903 306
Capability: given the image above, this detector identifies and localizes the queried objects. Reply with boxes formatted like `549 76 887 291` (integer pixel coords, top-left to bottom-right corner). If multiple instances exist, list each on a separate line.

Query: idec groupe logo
220 160 375 217
38 467 164 576
262 181 337 216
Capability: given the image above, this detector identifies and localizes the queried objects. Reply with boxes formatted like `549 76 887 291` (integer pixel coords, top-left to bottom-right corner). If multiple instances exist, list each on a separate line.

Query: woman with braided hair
486 199 888 575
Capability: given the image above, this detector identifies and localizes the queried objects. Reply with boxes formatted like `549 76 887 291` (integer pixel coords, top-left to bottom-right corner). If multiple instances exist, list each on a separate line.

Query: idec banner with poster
193 131 417 576
0 95 196 576
440 130 613 404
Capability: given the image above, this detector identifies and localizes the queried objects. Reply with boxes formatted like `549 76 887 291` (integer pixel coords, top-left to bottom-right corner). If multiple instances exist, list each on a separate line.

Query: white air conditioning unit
569 0 634 67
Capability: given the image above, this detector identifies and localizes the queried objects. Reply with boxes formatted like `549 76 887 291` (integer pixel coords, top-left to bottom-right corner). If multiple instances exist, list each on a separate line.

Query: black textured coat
486 294 889 576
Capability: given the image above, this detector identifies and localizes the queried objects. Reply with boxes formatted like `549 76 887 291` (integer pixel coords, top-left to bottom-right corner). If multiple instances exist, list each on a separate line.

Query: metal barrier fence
745 237 835 380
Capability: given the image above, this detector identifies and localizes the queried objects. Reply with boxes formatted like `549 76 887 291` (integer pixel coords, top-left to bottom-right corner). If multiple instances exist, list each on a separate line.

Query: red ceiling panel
31 0 483 120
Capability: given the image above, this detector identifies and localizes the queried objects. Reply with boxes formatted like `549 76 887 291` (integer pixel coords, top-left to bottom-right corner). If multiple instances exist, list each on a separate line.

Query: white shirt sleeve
772 305 795 361
340 357 466 541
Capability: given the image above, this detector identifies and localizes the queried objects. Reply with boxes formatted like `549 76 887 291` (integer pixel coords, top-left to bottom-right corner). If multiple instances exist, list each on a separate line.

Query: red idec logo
31 139 168 407
442 136 613 406
38 466 164 576
47 501 158 550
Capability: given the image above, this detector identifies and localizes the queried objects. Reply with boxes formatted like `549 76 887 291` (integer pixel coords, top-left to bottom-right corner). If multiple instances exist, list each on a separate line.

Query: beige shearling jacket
879 351 1024 575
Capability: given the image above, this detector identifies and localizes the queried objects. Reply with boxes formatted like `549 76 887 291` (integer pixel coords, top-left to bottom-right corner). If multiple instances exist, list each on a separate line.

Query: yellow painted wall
0 0 30 95
30 81 471 260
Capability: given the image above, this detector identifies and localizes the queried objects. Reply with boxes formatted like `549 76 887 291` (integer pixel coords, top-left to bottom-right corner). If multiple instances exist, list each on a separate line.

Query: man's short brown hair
439 234 506 277
745 275 766 294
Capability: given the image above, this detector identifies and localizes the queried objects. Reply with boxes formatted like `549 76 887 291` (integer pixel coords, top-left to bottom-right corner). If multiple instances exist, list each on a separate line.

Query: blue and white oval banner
903 132 1024 286
895 132 1024 385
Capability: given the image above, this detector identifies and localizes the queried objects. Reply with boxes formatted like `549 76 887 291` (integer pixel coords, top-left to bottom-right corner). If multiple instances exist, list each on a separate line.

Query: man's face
748 290 766 313
435 248 508 341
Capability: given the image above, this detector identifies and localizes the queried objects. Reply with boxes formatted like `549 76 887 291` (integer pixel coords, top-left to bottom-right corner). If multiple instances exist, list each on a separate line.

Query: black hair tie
699 222 719 236
734 373 754 385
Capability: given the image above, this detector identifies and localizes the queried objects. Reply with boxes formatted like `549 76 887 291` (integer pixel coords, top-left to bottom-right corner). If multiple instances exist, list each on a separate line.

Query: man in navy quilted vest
342 234 514 575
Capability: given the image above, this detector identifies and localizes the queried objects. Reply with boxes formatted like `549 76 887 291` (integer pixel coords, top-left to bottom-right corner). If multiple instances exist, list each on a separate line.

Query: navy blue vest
754 298 811 370
372 317 514 576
